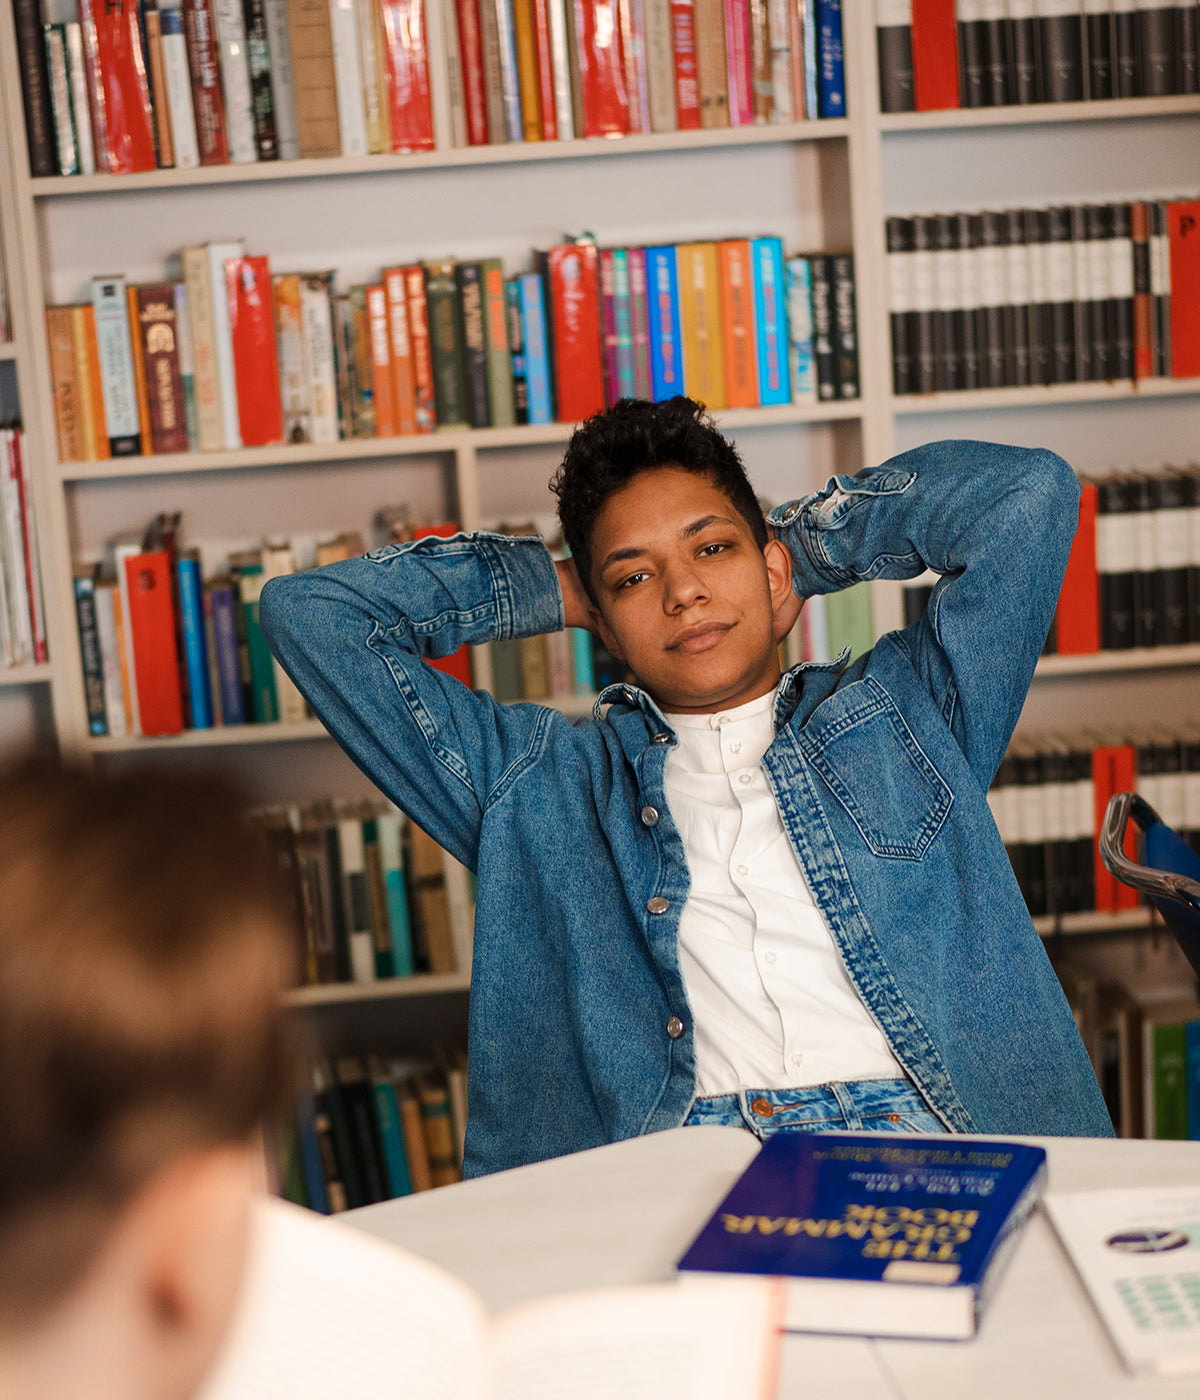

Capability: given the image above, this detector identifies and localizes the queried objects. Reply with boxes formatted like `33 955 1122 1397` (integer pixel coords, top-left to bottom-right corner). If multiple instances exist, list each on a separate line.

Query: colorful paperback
517 274 553 424
645 244 683 401
751 237 790 405
676 1133 1047 1340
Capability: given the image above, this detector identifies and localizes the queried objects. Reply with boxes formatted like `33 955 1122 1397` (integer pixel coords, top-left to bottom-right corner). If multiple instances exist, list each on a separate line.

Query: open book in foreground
1044 1185 1200 1377
197 1196 781 1400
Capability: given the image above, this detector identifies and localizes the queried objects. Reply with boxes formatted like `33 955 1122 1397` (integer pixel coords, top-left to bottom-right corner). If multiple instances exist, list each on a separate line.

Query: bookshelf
1 5 1198 1140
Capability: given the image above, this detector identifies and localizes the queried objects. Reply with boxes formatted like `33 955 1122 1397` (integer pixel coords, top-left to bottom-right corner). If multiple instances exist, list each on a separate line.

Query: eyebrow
598 515 739 573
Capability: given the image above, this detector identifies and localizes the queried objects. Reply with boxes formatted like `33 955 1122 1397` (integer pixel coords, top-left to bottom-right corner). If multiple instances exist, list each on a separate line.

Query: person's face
587 466 795 714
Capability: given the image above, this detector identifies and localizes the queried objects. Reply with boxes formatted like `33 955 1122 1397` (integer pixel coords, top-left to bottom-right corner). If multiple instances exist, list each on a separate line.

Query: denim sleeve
259 532 565 868
768 440 1079 789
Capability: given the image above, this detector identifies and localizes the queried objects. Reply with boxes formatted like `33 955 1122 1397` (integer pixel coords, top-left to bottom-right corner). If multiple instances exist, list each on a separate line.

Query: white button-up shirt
665 685 906 1097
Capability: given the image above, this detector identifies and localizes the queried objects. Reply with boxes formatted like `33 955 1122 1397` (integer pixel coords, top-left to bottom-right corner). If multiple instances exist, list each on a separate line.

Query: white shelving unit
2 6 1198 1029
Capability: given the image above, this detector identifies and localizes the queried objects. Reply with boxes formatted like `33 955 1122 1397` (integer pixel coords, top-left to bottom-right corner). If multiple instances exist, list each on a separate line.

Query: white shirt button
736 863 748 876
738 773 752 786
791 1053 804 1067
764 951 777 964
716 715 730 727
729 740 743 754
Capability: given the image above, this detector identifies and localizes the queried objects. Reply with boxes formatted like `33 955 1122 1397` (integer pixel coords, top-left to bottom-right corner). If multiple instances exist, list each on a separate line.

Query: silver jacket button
650 732 671 744
666 1016 685 1039
640 805 659 826
646 895 669 915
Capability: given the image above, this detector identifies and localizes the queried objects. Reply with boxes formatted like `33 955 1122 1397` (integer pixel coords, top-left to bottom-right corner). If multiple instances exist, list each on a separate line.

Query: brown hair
0 757 297 1322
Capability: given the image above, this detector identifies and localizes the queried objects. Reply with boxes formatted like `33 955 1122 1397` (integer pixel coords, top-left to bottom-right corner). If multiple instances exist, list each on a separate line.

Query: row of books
1053 961 1200 1140
256 796 474 986
877 0 1200 114
15 0 848 181
885 197 1200 397
988 726 1200 921
270 1051 468 1213
1052 468 1200 656
46 236 860 464
0 426 49 670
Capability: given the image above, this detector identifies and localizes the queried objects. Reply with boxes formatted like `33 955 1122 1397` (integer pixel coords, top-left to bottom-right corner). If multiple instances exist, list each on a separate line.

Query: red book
92 0 157 172
379 0 436 152
545 242 605 422
574 1 631 136
532 0 558 140
366 283 399 435
413 524 473 686
181 0 228 164
402 265 437 430
225 256 284 447
911 0 959 111
455 0 490 144
670 0 702 129
1091 743 1139 912
1054 481 1100 655
1168 200 1200 379
122 549 184 736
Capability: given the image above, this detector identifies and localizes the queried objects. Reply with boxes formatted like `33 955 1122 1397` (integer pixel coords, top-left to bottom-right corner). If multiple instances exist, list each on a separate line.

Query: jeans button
666 1016 685 1039
640 805 659 826
750 1098 775 1118
646 896 669 915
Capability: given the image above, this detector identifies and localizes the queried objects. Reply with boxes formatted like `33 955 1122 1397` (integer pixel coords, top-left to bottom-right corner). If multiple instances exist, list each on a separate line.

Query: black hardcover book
1084 0 1115 99
1152 471 1191 645
974 211 1007 388
1179 0 1199 93
1045 205 1078 383
1097 474 1136 649
72 568 108 736
809 254 840 401
831 253 860 399
1109 202 1135 380
1070 739 1096 915
505 279 529 425
1085 203 1113 382
1128 472 1158 649
1069 204 1094 383
313 1059 365 1210
1008 0 1040 102
243 0 279 160
876 0 915 112
932 213 962 391
1137 3 1178 95
1002 207 1033 386
334 1057 389 1205
13 0 56 177
1151 201 1171 378
1113 0 1140 96
321 820 352 981
885 216 916 395
1014 745 1048 917
1039 1 1086 100
1038 744 1073 918
455 262 492 428
1026 208 1056 385
1178 466 1200 642
910 215 939 394
954 212 981 389
981 3 1011 105
958 2 990 106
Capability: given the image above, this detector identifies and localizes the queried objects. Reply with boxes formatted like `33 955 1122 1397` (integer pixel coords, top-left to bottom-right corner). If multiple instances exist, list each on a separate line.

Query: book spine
695 0 730 128
491 0 525 141
830 250 859 398
670 0 702 129
44 25 78 176
1168 199 1200 378
725 0 752 125
885 216 915 396
645 244 684 400
1108 201 1135 381
719 238 758 406
401 266 437 429
123 549 185 735
876 0 915 113
1039 0 1085 101
46 306 88 462
518 272 554 422
183 0 230 163
545 0 576 137
73 570 109 736
180 248 224 450
135 284 189 453
227 254 284 445
911 0 958 110
785 255 816 403
208 582 245 723
809 250 838 400
158 2 200 167
261 0 301 157
92 581 128 736
644 0 678 131
626 246 654 398
61 22 96 175
329 0 369 155
176 554 213 728
286 0 342 156
610 247 637 399
546 241 606 421
751 235 790 404
815 0 844 116
299 272 340 442
456 262 491 426
424 260 469 428
90 276 142 456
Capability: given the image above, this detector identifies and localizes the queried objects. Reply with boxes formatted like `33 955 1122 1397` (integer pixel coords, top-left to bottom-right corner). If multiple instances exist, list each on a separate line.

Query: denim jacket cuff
478 533 566 640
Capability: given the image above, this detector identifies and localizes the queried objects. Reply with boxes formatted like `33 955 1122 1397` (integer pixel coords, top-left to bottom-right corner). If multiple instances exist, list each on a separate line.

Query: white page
1044 1187 1200 1376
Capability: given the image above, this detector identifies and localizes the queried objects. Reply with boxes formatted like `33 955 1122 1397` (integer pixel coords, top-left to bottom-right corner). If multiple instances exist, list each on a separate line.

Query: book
751 236 789 405
911 0 958 110
1168 199 1200 379
543 240 605 422
90 275 142 456
378 0 436 151
645 244 683 401
284 0 341 155
876 0 915 113
198 1194 778 1400
226 255 285 445
1045 1183 1200 1375
120 545 185 735
677 1132 1047 1341
73 566 108 736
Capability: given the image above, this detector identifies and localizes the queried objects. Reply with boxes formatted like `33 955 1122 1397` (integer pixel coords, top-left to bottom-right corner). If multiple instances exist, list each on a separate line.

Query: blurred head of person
0 757 297 1400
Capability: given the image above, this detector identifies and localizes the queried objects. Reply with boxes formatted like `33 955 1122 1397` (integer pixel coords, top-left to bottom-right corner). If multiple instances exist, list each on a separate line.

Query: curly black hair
549 397 768 604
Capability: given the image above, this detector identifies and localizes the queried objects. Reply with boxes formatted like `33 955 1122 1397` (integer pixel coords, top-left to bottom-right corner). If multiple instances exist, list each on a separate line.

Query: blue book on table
518 273 553 424
676 1132 1047 1340
816 0 846 119
645 245 683 401
751 236 791 405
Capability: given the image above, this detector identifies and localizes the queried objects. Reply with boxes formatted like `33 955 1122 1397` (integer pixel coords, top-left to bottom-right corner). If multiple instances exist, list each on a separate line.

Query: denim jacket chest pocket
799 677 953 861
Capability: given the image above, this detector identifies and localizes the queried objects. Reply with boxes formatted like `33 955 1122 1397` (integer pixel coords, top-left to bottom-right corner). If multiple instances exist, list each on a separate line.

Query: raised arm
259 532 566 868
768 439 1079 789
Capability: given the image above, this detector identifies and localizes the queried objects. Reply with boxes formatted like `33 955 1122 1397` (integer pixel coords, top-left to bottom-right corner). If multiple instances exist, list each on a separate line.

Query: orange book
1167 200 1200 379
365 283 398 435
126 284 154 453
512 0 543 139
718 239 758 407
531 0 557 140
402 265 436 431
1054 481 1100 655
1091 742 1139 913
676 241 726 411
121 548 184 736
46 306 87 462
225 256 285 446
71 304 112 460
382 267 418 434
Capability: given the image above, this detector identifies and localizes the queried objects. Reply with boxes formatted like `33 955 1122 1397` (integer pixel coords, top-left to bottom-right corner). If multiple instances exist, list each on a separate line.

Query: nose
663 560 707 613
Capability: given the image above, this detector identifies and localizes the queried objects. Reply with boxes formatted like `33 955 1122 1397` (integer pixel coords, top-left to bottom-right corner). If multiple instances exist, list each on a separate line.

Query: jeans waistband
687 1079 935 1132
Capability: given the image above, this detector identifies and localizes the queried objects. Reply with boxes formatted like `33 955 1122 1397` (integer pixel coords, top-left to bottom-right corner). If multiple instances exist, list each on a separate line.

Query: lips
667 622 733 654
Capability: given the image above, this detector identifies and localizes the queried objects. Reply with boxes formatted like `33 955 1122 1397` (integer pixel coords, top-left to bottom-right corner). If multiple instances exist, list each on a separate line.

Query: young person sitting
261 396 1114 1177
0 759 296 1400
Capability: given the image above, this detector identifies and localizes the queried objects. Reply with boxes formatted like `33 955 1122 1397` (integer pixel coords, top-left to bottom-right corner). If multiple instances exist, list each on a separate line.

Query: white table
347 1126 1200 1398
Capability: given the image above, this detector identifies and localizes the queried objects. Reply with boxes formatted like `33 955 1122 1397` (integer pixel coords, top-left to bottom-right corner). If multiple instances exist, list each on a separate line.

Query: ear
764 538 804 643
588 603 626 661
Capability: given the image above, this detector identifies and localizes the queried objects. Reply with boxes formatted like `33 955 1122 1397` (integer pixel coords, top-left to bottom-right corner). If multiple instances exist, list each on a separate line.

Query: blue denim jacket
261 439 1115 1177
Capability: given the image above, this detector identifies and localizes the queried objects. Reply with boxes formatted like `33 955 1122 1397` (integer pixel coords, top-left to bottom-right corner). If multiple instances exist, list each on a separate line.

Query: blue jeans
684 1079 945 1141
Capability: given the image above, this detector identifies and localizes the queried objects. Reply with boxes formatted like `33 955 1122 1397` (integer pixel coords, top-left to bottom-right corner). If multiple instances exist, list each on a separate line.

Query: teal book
375 810 414 976
235 562 278 723
751 236 791 406
571 629 596 694
369 1063 413 1198
825 582 875 660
